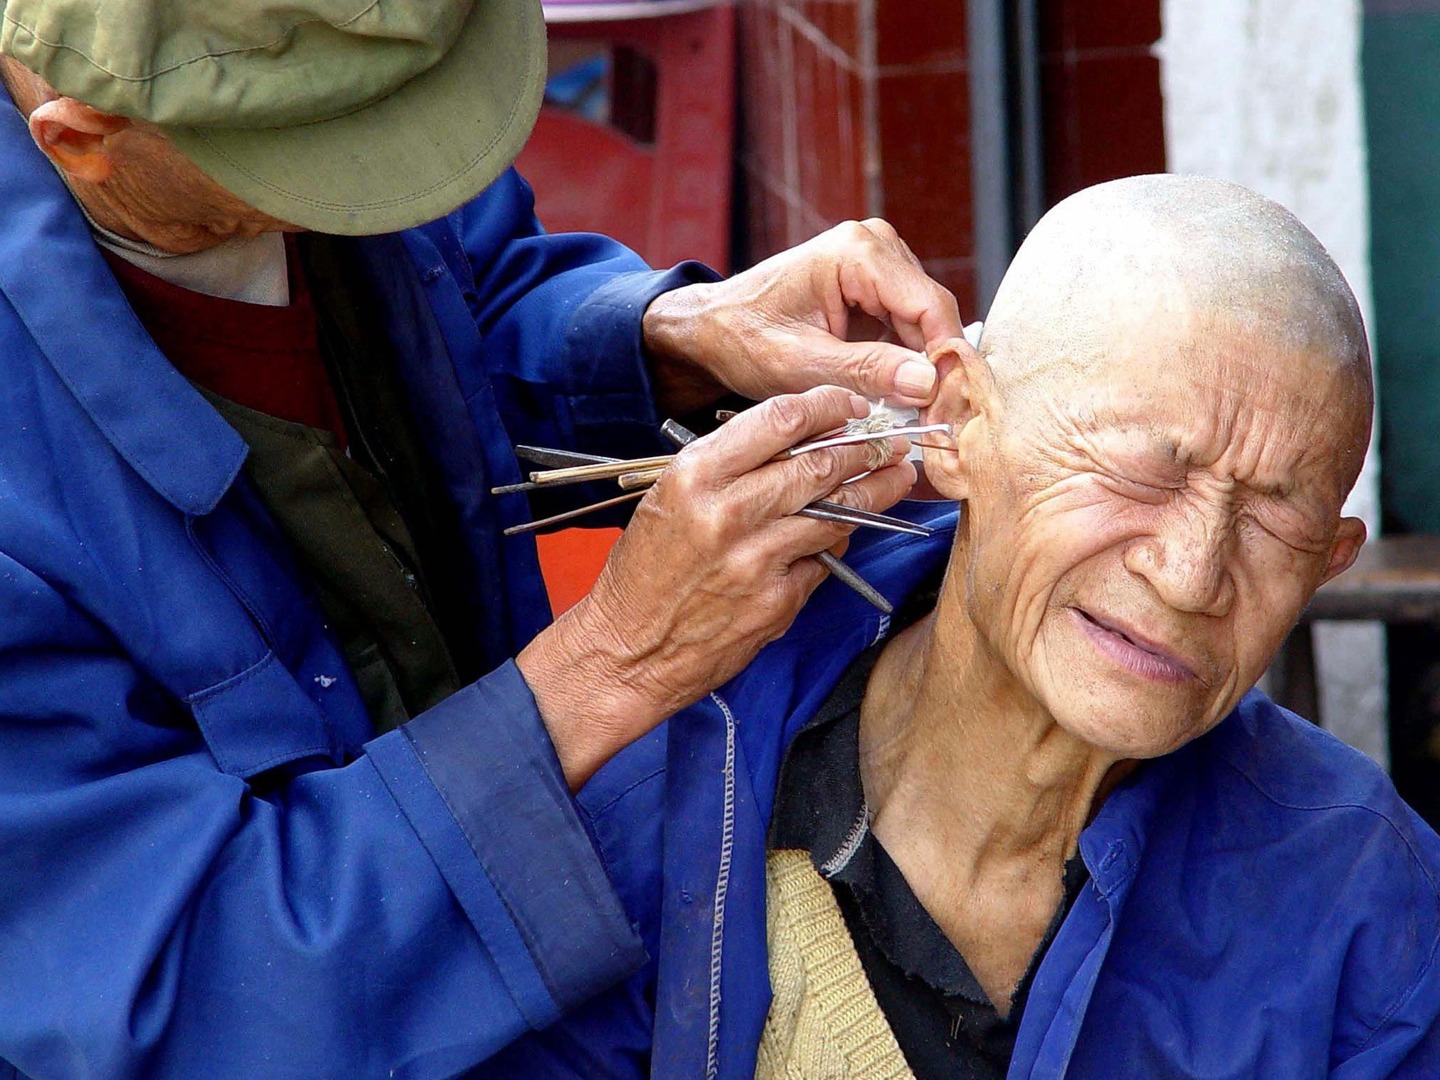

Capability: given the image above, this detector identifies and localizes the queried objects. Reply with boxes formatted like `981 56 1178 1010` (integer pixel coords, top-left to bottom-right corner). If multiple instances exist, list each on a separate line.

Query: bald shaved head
981 174 1372 480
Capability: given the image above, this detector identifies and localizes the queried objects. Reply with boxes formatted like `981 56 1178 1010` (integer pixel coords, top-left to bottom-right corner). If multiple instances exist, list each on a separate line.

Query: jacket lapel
0 106 246 516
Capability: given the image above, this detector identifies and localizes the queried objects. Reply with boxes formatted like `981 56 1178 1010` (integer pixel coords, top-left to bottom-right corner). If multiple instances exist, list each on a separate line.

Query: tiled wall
739 0 974 310
738 0 1165 315
1039 1 1165 204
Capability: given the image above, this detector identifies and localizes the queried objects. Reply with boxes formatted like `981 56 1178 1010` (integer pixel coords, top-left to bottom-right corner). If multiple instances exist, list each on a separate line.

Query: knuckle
795 447 846 489
859 217 898 242
688 503 730 549
834 219 874 253
664 450 707 497
764 393 814 441
931 282 962 316
851 345 887 385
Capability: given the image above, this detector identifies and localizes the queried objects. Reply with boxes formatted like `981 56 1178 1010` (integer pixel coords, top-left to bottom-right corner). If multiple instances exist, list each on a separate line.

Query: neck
0 58 24 109
860 559 1134 885
856 555 1138 1011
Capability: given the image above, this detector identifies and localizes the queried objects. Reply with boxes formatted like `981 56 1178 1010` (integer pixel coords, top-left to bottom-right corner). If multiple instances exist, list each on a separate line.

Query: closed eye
1240 500 1330 554
1096 473 1176 505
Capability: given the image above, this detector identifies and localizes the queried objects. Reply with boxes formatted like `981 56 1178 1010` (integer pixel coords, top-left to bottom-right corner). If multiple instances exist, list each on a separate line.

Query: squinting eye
1100 475 1170 504
1238 505 1327 554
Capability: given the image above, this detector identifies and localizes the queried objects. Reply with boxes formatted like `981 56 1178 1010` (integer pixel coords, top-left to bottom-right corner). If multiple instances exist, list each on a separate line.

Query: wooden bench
1269 535 1440 722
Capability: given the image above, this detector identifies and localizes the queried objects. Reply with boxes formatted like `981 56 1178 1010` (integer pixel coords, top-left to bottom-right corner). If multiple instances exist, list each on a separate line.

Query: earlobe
28 99 129 184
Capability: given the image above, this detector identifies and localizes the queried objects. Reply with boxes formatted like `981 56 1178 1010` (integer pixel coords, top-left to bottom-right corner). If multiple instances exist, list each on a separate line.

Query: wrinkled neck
858 559 1133 877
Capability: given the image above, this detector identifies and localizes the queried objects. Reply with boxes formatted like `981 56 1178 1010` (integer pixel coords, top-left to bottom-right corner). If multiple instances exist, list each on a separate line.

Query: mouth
1072 607 1196 684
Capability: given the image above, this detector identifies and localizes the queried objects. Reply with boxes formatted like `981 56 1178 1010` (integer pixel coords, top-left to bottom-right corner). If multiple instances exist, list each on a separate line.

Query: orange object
535 526 624 615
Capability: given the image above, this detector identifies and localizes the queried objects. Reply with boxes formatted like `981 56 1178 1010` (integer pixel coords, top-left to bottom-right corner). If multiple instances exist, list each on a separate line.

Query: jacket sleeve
426 169 722 465
1329 800 1440 1080
0 551 645 1080
1333 1002 1440 1079
1332 938 1440 1078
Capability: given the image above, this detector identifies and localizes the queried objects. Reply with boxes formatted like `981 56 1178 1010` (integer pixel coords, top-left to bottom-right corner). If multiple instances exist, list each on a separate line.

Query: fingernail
849 393 871 418
895 359 936 398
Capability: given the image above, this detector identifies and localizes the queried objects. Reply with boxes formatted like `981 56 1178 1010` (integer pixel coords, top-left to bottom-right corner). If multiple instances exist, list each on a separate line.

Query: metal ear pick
494 410 955 614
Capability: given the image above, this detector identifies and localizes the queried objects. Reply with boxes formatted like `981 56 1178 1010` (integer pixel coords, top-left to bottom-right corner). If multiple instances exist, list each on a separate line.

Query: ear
1319 516 1366 586
919 336 997 500
28 98 130 184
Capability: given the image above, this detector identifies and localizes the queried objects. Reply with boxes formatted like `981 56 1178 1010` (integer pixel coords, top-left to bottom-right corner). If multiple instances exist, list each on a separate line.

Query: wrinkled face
97 124 298 253
946 302 1367 758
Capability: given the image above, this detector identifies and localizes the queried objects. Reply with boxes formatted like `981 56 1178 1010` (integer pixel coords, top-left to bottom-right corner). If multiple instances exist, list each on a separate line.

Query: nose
1124 497 1237 616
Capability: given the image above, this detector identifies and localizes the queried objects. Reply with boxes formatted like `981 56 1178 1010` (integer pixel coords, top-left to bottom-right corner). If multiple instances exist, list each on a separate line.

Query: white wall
1158 0 1386 764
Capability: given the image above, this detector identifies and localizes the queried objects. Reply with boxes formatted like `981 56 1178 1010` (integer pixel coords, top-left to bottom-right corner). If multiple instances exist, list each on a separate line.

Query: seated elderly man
478 175 1440 1079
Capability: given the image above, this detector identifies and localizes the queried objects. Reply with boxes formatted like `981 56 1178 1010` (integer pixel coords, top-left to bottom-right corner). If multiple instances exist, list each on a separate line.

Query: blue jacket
484 502 1440 1079
0 104 713 1079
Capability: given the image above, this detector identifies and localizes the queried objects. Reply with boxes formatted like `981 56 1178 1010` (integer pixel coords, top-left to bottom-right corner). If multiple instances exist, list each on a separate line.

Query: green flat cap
0 0 547 234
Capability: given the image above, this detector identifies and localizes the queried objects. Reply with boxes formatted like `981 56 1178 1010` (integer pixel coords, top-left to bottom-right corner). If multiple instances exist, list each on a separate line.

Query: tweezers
499 444 932 539
659 421 894 614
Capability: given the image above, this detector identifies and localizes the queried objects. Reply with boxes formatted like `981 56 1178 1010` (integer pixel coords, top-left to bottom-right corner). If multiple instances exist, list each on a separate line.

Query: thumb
790 336 938 407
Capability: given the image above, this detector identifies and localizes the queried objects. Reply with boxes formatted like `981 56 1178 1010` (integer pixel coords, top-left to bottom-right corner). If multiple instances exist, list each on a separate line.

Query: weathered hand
517 386 917 789
644 219 963 413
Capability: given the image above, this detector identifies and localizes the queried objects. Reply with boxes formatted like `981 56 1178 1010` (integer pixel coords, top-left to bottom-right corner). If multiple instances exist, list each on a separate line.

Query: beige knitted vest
756 850 916 1080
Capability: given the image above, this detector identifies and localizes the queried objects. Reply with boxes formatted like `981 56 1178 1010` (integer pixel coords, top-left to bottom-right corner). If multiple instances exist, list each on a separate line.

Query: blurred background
519 0 1440 826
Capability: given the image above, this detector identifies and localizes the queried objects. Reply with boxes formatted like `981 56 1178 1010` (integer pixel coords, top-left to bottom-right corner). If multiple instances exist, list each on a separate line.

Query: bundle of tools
494 413 953 614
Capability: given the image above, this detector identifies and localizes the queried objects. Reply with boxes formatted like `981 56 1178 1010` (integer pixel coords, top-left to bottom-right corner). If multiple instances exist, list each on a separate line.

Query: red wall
738 0 1168 310
1039 1 1166 205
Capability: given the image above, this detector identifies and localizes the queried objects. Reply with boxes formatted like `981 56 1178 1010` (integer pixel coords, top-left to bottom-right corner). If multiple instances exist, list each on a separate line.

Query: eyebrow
1129 433 1295 501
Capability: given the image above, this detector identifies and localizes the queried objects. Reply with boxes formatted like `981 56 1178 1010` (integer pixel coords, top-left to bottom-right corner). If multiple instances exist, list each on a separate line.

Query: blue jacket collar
0 105 248 515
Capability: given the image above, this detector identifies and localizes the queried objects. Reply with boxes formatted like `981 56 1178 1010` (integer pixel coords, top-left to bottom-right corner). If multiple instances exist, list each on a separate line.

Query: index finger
685 385 870 481
835 219 964 353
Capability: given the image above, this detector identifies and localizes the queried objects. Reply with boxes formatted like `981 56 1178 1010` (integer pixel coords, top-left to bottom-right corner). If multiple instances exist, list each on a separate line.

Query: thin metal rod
661 419 700 447
660 419 892 614
817 506 927 538
801 506 929 536
786 423 952 457
501 489 646 536
513 445 619 468
497 446 624 493
819 555 893 614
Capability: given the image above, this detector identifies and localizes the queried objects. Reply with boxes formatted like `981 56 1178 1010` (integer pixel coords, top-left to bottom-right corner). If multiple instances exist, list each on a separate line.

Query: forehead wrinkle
1076 331 1354 502
1053 388 1336 521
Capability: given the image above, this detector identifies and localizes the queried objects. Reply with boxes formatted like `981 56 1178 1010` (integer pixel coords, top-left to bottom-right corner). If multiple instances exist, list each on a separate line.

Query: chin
1036 608 1239 757
1047 685 1219 760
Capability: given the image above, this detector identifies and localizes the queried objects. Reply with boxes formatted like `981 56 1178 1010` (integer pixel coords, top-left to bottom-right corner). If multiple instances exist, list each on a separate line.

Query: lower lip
1072 609 1193 684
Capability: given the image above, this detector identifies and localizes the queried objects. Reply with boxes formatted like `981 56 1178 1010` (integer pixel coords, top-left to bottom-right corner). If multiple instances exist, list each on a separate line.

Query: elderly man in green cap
0 1 960 1077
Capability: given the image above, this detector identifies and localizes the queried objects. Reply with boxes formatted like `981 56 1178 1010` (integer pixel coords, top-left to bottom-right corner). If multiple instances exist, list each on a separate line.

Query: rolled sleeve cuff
560 262 721 455
365 660 644 1028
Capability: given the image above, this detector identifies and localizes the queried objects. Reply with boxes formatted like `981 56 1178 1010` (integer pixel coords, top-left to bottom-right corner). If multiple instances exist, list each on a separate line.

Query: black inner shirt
769 588 1090 1080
